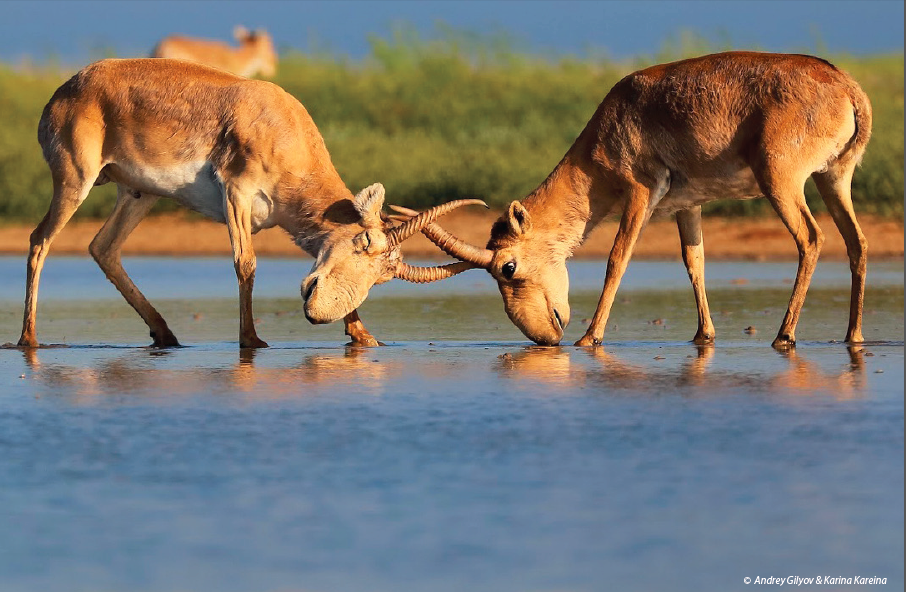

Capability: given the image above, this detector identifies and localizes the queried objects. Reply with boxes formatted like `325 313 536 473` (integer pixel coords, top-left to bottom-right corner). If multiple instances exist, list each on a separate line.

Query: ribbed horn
394 261 477 283
386 199 488 248
389 205 494 268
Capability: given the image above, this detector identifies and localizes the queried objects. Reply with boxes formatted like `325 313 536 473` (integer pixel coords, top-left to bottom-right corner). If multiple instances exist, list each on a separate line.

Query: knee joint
88 240 109 264
235 257 256 281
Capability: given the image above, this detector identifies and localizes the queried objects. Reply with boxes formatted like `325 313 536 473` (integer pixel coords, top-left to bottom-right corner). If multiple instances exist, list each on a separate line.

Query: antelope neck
519 157 595 259
284 175 358 255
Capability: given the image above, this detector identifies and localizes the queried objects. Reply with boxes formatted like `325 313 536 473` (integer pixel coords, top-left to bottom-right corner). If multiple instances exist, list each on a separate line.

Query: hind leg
812 165 867 343
90 188 179 347
18 178 93 347
676 206 715 344
755 169 825 349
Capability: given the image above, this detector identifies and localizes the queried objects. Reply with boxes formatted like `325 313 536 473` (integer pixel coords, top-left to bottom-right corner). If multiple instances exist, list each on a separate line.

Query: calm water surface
0 256 903 592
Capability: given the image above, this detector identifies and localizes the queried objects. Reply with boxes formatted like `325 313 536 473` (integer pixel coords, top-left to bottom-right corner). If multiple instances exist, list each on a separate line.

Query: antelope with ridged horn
19 58 483 349
402 52 872 349
301 196 487 324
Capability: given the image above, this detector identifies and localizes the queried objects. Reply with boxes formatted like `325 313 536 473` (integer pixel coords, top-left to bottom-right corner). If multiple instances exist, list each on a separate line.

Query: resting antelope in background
19 58 480 349
152 26 278 78
398 52 872 349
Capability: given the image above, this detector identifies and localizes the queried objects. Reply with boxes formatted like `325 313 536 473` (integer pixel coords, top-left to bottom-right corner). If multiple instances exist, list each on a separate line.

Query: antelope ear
506 201 532 236
353 183 386 227
233 25 250 41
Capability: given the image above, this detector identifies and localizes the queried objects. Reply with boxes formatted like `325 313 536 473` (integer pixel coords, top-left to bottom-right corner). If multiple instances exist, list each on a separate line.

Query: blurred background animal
152 25 277 78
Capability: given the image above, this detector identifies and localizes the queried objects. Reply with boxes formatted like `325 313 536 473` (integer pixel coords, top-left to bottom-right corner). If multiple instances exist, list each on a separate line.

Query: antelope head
234 26 277 78
391 200 570 346
301 183 484 324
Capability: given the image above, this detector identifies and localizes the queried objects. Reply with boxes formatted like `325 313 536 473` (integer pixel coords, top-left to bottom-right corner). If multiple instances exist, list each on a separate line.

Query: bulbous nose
302 276 318 302
522 316 564 346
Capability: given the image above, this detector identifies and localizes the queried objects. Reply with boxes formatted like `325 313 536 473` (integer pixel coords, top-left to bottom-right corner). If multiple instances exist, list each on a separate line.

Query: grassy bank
1 29 902 222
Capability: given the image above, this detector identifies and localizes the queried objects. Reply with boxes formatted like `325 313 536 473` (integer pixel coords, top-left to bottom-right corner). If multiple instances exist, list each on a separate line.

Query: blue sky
0 0 902 65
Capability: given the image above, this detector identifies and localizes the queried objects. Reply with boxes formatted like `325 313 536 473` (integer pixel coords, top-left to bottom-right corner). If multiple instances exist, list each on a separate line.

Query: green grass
0 27 902 223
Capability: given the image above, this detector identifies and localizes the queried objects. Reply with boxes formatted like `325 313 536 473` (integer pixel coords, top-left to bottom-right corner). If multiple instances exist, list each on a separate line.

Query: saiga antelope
19 58 479 349
400 52 872 348
152 26 278 78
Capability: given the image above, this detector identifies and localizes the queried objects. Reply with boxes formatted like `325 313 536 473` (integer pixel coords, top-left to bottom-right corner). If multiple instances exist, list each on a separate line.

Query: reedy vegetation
0 27 902 222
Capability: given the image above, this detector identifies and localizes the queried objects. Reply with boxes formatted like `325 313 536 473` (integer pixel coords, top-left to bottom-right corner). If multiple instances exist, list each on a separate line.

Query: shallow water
0 257 903 591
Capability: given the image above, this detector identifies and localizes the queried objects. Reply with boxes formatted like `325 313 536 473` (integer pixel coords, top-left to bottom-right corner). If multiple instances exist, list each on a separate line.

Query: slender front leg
224 189 268 348
343 310 383 347
676 206 715 344
576 181 654 346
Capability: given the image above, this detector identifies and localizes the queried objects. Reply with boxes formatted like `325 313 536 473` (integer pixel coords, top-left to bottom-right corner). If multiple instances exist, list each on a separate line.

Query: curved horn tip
388 204 418 216
386 198 491 247
389 200 488 214
458 198 490 209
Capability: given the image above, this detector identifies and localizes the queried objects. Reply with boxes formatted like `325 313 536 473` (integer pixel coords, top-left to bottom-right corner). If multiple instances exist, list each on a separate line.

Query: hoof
240 337 269 349
574 335 601 347
346 337 383 347
692 331 715 345
150 329 180 348
772 335 796 350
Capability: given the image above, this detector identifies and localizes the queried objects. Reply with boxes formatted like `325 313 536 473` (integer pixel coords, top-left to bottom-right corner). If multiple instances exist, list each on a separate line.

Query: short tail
846 81 872 167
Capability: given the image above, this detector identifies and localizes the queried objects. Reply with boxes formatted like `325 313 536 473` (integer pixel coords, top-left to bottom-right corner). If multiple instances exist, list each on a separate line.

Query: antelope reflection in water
495 345 868 399
19 346 392 401
17 344 869 402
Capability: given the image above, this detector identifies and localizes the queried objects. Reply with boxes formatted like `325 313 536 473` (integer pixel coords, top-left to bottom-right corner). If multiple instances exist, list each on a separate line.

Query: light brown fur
152 26 278 78
20 58 466 349
427 52 872 348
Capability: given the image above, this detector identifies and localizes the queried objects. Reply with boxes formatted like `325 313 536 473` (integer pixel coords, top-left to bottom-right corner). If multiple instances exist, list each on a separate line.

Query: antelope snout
301 276 329 324
302 275 318 302
521 313 565 346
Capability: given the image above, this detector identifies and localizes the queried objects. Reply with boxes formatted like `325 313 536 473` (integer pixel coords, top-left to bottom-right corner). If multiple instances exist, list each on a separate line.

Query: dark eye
502 261 517 279
360 232 371 251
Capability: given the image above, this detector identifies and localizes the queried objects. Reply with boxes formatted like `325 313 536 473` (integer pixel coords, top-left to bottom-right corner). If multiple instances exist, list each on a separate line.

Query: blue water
0 256 902 302
0 257 903 591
